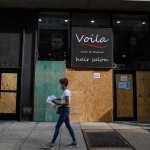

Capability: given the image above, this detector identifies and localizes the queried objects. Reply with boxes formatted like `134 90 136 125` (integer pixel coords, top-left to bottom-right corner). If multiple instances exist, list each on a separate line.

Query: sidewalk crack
16 123 38 150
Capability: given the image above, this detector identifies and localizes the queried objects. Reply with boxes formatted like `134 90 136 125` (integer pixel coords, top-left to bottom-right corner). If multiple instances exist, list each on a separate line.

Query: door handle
138 94 142 98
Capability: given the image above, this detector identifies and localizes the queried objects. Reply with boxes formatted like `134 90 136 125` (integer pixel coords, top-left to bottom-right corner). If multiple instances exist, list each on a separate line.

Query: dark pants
51 107 76 144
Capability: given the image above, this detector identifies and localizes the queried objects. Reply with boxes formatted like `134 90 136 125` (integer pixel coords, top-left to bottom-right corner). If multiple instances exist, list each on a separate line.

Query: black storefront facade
0 1 150 122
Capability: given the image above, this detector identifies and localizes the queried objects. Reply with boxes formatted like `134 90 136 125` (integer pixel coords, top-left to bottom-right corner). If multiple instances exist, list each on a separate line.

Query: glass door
0 72 19 119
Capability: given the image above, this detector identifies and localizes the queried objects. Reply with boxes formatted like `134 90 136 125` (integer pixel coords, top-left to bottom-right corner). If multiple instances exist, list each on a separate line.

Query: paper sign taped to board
118 81 131 90
93 72 101 79
120 75 128 81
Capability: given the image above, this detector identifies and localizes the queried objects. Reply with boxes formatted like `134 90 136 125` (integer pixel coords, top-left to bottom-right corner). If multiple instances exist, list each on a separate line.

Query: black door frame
113 70 137 121
0 10 24 120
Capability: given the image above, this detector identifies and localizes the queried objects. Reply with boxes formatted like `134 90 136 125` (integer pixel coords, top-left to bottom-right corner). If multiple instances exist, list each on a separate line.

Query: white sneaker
40 143 55 149
67 142 79 148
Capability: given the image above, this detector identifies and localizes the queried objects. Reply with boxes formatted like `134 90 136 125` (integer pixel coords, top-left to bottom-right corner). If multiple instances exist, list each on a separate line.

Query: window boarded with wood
65 69 113 122
136 71 150 123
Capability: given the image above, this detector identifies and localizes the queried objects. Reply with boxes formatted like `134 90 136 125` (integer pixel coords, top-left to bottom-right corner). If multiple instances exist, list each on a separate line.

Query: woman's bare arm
52 96 69 106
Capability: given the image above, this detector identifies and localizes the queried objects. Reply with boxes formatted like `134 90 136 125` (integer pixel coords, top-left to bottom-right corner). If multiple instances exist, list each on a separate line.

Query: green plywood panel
34 61 65 122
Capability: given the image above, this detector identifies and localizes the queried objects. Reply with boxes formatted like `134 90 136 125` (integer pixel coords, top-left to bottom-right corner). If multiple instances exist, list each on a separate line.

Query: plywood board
1 73 17 90
115 74 134 118
65 69 113 122
0 73 17 114
136 71 150 123
34 61 65 122
0 92 16 113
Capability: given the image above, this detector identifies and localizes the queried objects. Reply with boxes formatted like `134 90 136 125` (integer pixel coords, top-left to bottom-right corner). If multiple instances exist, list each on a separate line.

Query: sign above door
71 27 113 68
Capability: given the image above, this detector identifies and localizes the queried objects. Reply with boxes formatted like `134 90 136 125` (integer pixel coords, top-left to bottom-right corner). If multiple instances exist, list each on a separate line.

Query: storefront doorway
114 71 137 121
34 13 69 122
34 61 65 122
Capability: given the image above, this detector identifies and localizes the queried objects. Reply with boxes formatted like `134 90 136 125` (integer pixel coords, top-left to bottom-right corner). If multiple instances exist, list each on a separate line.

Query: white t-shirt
61 89 71 104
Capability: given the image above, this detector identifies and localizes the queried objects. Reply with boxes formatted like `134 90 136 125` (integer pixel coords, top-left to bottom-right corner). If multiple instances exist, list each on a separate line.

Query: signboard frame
71 27 113 69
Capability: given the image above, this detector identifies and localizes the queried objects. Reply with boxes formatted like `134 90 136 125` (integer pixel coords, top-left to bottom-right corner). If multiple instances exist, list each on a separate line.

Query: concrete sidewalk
0 122 150 150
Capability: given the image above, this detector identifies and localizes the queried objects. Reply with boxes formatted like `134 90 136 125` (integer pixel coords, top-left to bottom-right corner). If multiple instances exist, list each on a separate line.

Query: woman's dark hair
59 78 68 86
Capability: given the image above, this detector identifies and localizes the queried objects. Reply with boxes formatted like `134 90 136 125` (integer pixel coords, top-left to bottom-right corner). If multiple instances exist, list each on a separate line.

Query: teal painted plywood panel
34 61 65 122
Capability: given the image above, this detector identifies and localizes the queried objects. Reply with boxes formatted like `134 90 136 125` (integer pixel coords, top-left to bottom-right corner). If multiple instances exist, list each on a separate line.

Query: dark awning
0 0 150 12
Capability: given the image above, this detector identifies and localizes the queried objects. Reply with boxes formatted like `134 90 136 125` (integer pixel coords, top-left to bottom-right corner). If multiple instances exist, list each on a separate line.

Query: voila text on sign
75 33 109 44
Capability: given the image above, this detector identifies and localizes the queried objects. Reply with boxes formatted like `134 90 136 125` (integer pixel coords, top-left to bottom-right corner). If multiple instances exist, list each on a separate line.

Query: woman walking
42 78 77 149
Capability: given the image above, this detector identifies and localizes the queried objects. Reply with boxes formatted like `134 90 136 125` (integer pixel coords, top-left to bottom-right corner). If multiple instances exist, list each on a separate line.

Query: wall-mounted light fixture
116 20 121 24
122 54 127 58
64 19 69 23
90 20 95 24
142 21 146 25
38 18 42 22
